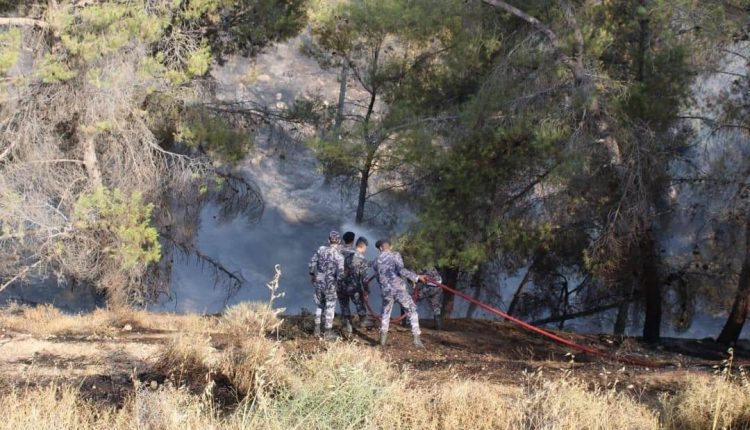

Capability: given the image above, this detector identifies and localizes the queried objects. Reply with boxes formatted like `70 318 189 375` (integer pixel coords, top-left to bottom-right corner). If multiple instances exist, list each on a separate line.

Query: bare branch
0 261 42 293
481 0 584 82
0 17 48 28
530 300 626 326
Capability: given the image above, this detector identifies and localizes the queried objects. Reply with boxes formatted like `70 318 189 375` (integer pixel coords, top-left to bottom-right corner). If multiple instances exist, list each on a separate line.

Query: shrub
260 343 404 430
153 333 215 391
219 336 291 398
221 302 282 338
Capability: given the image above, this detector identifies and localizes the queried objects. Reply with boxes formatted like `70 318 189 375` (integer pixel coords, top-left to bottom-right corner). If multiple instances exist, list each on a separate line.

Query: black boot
360 315 374 329
434 315 443 331
413 334 424 348
324 329 339 341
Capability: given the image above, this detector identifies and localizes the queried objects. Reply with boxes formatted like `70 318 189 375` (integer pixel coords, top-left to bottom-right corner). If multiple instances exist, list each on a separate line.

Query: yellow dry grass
0 304 146 336
661 373 750 430
0 385 119 430
0 303 220 337
0 305 747 430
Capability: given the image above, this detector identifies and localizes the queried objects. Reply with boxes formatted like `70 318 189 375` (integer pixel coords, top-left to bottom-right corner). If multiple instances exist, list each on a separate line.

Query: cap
329 230 341 243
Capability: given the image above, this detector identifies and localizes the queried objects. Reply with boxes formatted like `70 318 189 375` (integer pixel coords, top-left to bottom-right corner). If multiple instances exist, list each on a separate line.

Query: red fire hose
361 274 658 367
424 277 660 367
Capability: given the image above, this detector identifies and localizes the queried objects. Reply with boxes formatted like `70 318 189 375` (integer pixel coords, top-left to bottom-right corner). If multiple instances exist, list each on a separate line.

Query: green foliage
175 109 253 164
74 187 161 270
306 0 479 223
0 28 20 75
31 0 303 89
309 134 365 177
595 0 695 129
404 0 704 295
206 0 308 59
37 54 77 83
56 4 166 60
186 42 212 77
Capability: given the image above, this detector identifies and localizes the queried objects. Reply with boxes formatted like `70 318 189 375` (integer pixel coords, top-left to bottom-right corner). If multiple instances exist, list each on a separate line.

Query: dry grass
0 302 221 337
140 312 217 334
0 304 147 336
0 385 119 430
152 333 217 391
220 301 283 337
0 341 743 430
522 376 660 430
219 336 291 397
0 304 746 430
129 384 220 430
661 373 750 430
261 343 406 429
427 381 523 430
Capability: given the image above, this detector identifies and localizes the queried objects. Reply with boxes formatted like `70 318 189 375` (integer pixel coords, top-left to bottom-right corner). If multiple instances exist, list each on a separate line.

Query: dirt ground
0 315 747 408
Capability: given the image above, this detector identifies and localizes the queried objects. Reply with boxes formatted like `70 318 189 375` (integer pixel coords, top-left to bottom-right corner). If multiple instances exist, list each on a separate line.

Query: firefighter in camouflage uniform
308 230 345 340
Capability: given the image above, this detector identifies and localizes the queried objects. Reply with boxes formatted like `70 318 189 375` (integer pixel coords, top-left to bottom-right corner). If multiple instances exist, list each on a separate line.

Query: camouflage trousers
418 285 442 317
313 284 337 330
337 284 367 319
381 287 420 336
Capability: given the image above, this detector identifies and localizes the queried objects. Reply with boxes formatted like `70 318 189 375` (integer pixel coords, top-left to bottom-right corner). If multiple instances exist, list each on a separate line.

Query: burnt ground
0 315 747 409
281 317 750 395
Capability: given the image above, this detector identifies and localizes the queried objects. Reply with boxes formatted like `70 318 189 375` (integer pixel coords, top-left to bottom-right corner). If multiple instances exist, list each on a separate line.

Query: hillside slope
1 306 747 409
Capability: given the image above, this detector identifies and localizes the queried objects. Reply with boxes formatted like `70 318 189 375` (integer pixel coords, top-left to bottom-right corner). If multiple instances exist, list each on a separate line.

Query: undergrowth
0 266 748 429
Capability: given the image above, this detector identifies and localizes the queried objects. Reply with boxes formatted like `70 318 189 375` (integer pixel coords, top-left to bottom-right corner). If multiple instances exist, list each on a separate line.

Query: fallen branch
0 17 48 28
530 300 626 326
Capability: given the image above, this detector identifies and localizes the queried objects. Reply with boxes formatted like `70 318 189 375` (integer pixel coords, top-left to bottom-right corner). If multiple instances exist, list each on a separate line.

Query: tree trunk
466 265 484 318
558 284 569 330
507 261 536 316
355 73 378 224
333 63 348 131
441 267 459 319
717 212 750 345
354 160 371 224
614 301 629 335
83 137 103 188
640 232 662 343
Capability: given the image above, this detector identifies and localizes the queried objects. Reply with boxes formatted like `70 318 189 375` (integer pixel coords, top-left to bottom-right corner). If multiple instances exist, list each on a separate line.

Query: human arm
308 249 319 284
335 251 345 283
354 255 370 293
394 252 421 283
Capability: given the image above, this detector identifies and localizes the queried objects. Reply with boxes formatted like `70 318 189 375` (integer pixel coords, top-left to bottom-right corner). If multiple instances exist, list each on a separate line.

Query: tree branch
0 261 42 293
530 300 626 326
0 17 48 28
481 0 584 82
